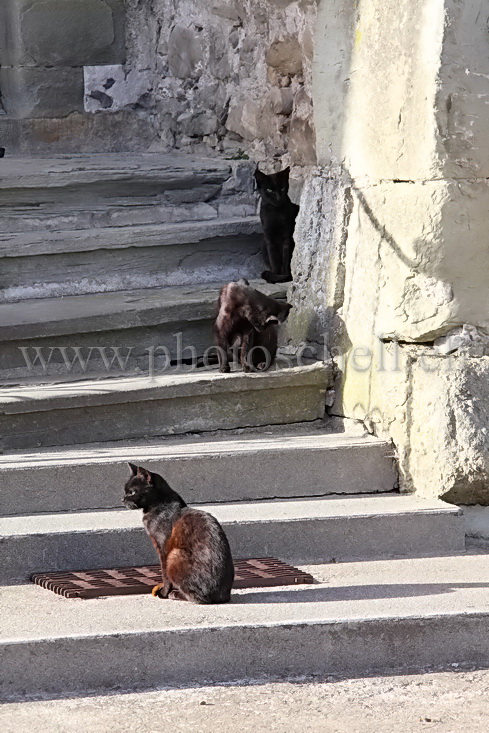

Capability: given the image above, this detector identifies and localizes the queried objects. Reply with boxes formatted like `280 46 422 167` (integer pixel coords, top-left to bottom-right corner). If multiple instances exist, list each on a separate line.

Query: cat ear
138 466 153 484
128 463 153 484
278 166 290 180
254 168 266 186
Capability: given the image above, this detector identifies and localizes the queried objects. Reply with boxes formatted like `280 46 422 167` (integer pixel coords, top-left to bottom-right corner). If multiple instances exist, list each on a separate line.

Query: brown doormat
31 558 315 599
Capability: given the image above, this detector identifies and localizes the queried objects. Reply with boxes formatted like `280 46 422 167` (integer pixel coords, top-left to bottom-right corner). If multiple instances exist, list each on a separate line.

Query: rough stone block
266 36 303 76
286 174 351 345
394 353 489 506
0 0 125 67
177 109 219 138
288 117 316 164
167 26 204 79
0 111 156 155
0 66 84 119
337 179 489 345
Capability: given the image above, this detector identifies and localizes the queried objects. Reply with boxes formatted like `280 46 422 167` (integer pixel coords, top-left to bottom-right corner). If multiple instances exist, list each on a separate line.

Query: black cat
254 166 300 284
124 464 234 604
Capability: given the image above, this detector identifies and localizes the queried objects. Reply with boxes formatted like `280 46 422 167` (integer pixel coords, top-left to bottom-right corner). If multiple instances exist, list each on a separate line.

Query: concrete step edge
0 429 397 515
2 612 488 701
0 495 461 538
2 551 488 699
0 495 465 583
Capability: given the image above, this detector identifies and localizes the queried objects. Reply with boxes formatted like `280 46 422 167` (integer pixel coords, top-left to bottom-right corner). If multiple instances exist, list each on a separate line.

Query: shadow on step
233 582 489 604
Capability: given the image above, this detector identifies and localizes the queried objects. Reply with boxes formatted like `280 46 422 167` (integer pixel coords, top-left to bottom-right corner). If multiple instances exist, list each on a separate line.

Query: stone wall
287 0 489 507
124 0 317 166
0 0 155 153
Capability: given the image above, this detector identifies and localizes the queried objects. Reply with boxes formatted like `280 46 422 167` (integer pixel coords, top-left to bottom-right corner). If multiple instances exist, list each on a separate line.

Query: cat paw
261 270 274 283
219 365 231 373
168 589 187 601
152 583 169 599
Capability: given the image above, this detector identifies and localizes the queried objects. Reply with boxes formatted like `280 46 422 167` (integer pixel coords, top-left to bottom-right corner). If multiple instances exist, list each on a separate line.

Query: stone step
0 495 464 584
0 153 233 202
0 217 262 302
0 281 285 384
0 426 396 515
0 153 255 235
2 550 486 700
0 198 256 234
0 363 329 450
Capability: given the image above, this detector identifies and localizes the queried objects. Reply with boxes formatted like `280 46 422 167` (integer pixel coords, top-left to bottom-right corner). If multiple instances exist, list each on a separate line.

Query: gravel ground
2 668 488 733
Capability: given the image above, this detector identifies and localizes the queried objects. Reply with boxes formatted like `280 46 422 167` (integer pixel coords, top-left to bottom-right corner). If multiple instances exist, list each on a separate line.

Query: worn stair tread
0 153 232 191
2 552 488 700
0 424 397 515
1 494 464 583
0 217 261 257
0 281 285 340
0 363 328 412
0 495 460 538
0 427 387 469
2 552 488 643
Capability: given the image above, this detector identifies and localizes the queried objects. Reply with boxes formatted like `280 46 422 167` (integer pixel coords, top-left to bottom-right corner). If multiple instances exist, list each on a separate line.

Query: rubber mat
31 558 315 599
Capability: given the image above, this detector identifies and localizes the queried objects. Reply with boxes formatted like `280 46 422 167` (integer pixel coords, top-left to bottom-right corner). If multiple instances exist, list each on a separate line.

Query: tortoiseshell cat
124 464 234 604
255 166 300 284
214 279 292 372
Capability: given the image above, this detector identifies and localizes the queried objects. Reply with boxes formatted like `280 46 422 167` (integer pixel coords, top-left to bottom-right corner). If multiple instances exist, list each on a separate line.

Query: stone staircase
0 153 486 702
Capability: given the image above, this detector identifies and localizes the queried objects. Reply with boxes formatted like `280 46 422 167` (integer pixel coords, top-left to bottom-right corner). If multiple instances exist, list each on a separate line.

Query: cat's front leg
261 235 284 283
240 331 253 372
214 331 231 373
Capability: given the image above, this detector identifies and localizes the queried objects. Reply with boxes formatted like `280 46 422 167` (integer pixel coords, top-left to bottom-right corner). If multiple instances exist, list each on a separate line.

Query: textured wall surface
124 0 317 165
288 0 489 505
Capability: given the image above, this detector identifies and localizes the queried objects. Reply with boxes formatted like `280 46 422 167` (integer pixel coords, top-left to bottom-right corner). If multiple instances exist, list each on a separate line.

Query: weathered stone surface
270 87 294 115
226 97 282 143
226 100 261 141
0 66 84 119
0 111 157 155
0 215 262 301
288 116 316 164
0 0 125 67
266 36 303 75
167 26 204 79
208 27 231 79
211 3 241 22
313 0 489 180
0 364 328 449
383 351 489 506
177 109 219 137
286 173 351 347
84 65 153 113
337 180 489 344
126 0 317 162
434 326 489 357
463 505 489 546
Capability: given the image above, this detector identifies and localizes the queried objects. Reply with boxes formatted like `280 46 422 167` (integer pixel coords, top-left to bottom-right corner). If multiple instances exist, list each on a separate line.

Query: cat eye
266 188 274 193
